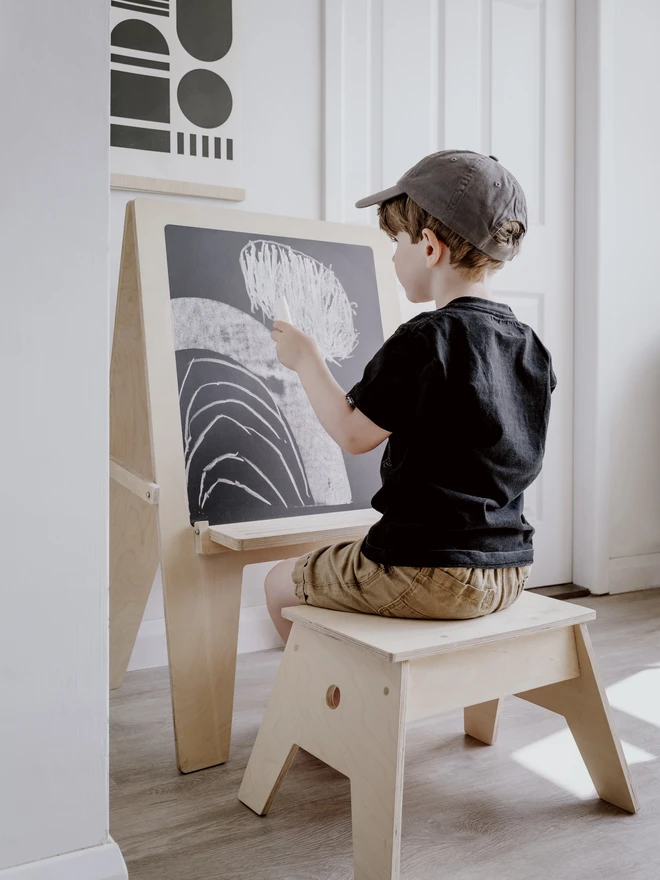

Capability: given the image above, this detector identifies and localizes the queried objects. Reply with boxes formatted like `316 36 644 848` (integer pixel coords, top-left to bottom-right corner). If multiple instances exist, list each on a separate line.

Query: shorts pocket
434 568 496 617
358 564 425 616
351 553 385 587
381 567 495 620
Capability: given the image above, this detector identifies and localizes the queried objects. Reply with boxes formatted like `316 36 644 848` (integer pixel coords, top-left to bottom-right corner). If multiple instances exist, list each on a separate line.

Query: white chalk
274 295 293 323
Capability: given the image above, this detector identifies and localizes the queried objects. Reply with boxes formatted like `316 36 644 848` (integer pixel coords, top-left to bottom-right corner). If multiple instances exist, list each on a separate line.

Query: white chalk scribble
239 240 359 365
179 360 310 497
202 477 272 506
199 452 288 509
172 238 364 522
172 298 352 510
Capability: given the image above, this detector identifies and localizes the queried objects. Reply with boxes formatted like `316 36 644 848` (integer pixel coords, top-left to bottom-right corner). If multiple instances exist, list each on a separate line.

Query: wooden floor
111 590 660 880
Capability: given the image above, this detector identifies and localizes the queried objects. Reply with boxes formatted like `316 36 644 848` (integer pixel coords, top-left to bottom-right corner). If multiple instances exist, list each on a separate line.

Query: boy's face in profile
391 230 437 304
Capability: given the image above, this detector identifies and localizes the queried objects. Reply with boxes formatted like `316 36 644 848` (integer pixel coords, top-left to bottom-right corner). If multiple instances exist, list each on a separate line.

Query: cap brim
355 184 403 209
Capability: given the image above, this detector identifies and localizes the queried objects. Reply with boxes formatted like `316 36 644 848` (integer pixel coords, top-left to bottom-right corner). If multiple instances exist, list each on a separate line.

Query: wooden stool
238 592 638 880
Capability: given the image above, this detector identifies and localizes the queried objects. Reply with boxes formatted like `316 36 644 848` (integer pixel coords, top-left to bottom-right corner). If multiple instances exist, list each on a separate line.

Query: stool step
283 591 595 662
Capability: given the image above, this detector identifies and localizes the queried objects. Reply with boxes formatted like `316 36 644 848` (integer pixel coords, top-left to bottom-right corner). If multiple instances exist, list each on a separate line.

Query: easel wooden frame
109 198 400 773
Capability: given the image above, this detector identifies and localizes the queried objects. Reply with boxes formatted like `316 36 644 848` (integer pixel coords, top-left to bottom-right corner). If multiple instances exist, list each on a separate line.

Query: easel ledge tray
208 509 381 551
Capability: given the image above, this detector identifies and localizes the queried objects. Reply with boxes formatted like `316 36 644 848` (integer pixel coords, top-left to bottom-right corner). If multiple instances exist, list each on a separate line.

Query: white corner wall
607 0 660 591
574 0 660 594
0 3 125 879
112 0 324 669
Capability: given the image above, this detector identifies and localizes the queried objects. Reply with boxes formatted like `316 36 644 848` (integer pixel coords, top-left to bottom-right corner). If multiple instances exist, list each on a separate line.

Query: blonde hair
378 194 525 282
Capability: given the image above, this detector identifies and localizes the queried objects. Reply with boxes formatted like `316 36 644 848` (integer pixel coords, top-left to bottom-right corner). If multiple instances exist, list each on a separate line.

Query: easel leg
517 623 638 813
162 547 245 772
464 699 502 745
109 479 159 689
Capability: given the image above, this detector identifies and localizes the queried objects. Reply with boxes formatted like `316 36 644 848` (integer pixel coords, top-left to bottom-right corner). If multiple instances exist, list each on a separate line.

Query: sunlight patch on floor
511 729 654 799
606 668 660 728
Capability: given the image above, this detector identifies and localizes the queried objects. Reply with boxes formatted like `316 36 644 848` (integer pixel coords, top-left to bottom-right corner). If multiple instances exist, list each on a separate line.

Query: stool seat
241 593 637 880
283 591 596 661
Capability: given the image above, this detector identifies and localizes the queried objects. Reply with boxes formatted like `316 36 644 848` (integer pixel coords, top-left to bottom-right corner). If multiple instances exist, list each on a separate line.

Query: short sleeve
345 325 430 433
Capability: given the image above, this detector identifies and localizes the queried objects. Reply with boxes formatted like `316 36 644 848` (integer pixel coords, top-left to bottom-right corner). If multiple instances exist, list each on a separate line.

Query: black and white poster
165 225 385 526
110 0 241 188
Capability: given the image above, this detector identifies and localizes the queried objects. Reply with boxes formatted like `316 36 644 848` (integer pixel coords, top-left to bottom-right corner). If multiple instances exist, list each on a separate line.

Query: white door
324 0 574 586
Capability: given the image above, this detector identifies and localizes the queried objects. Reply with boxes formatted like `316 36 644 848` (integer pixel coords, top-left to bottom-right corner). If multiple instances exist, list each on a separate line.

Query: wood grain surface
283 591 595 661
111 589 660 880
208 509 381 551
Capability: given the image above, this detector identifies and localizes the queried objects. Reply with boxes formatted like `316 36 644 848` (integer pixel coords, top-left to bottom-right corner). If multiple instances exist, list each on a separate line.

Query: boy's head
356 150 527 303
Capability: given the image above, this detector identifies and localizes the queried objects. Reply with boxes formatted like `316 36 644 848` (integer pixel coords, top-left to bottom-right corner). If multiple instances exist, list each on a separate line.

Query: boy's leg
265 557 299 643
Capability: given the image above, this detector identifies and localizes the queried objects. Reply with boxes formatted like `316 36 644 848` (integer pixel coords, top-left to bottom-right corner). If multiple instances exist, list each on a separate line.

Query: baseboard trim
529 583 591 600
609 553 660 594
127 604 282 672
0 840 127 880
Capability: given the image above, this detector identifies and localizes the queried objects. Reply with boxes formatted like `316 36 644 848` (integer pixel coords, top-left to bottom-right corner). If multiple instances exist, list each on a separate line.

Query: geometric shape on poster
177 69 232 128
112 0 169 16
226 138 233 160
111 70 170 123
190 133 197 156
202 135 209 157
111 52 170 71
215 137 222 158
131 0 170 11
111 123 170 152
177 0 232 61
111 18 170 53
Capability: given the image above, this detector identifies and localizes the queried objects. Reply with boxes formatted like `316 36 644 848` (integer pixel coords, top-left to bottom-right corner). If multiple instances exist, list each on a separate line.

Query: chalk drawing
239 240 359 365
172 297 352 521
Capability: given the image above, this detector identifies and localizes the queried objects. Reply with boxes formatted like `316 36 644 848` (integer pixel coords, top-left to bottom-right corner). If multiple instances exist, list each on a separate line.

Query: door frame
572 0 615 594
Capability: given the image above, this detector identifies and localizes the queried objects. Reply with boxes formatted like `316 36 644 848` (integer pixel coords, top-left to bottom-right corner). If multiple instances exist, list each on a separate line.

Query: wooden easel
109 199 398 773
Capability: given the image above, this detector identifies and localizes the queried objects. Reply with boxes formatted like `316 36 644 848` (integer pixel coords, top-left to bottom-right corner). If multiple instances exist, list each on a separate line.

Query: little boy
266 149 556 642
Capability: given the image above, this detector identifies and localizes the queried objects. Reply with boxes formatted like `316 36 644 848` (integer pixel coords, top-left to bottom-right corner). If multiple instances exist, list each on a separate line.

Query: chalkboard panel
165 224 386 526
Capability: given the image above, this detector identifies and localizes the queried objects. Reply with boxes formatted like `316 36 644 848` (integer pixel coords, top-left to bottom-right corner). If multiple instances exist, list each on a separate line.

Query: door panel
324 0 574 585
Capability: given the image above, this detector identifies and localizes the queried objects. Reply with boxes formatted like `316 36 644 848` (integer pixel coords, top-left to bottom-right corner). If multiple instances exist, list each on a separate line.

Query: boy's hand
270 320 321 371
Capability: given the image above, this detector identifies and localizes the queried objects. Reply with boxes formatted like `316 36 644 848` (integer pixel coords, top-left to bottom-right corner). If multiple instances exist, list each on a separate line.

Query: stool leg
350 747 406 880
517 623 638 813
464 699 502 745
239 640 300 816
240 622 409 879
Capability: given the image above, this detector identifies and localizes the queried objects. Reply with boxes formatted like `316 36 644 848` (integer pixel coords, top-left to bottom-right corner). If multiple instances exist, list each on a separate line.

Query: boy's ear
421 227 444 268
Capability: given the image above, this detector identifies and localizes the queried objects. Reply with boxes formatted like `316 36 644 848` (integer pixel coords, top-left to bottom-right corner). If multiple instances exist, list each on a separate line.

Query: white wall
0 4 126 880
574 0 660 594
607 0 660 566
113 0 324 668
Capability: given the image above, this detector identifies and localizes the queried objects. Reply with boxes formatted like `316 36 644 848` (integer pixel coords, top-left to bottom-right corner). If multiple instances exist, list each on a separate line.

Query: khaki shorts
292 538 531 620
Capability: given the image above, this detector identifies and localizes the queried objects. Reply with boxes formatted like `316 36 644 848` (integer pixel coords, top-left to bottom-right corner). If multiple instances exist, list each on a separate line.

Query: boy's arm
270 321 390 455
295 350 391 454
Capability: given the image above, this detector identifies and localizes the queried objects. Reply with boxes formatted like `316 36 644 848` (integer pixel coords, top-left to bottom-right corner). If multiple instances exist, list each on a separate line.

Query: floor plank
111 590 660 879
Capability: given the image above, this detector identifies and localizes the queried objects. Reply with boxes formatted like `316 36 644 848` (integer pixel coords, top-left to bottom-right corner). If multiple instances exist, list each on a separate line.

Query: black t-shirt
346 296 556 569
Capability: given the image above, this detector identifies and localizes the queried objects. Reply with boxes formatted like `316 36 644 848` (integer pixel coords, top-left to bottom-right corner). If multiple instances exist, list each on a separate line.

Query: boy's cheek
394 253 422 295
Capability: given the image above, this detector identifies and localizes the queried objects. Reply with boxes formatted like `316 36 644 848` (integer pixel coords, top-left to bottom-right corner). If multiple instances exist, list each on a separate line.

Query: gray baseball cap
355 149 527 261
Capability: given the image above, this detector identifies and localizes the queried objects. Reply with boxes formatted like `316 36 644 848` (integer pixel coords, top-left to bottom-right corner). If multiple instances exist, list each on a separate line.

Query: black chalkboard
165 224 386 526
